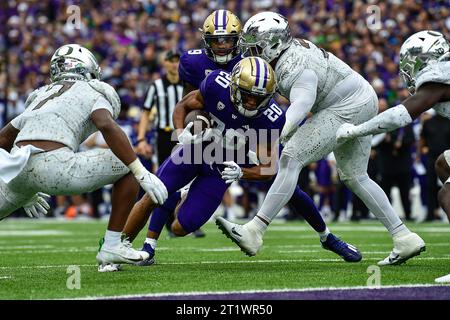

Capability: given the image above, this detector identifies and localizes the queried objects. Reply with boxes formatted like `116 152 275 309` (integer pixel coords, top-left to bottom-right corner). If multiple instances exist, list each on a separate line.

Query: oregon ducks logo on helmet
230 57 277 117
200 10 242 64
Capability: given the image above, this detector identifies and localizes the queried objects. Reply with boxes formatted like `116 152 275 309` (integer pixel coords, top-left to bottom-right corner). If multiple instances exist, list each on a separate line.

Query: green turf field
0 218 448 299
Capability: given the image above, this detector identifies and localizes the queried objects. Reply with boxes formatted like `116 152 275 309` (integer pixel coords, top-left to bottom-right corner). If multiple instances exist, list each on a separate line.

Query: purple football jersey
179 49 242 89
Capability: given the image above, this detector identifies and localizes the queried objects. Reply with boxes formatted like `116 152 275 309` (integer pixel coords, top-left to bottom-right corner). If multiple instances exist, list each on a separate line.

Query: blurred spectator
376 123 416 221
2 0 450 220
420 114 450 221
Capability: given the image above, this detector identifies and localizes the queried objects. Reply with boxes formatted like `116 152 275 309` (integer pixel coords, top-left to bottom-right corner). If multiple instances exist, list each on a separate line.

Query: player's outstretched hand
221 161 243 184
135 170 168 205
23 192 51 218
336 123 357 144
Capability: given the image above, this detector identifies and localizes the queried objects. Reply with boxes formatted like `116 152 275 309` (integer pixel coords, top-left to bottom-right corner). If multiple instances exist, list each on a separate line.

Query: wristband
127 158 146 177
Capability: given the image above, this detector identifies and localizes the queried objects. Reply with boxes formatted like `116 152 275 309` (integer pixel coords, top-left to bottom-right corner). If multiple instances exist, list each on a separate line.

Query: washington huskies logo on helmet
399 30 450 94
200 10 242 64
230 57 277 117
240 12 292 63
50 44 101 82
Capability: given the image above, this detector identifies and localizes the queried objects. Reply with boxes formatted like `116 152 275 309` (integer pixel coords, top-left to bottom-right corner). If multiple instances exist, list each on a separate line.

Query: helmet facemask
399 30 450 95
231 82 273 117
230 57 277 118
203 33 240 64
239 12 292 63
201 10 242 64
50 44 101 82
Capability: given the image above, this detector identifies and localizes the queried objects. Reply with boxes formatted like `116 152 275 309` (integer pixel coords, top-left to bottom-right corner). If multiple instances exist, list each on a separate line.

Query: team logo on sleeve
217 101 225 110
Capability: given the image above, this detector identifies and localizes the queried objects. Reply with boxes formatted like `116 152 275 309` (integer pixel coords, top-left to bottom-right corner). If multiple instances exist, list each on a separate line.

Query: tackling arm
281 69 318 142
91 109 167 204
337 82 450 141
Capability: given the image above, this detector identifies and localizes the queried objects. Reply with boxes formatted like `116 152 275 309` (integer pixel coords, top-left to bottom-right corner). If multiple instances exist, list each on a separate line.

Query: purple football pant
150 145 229 234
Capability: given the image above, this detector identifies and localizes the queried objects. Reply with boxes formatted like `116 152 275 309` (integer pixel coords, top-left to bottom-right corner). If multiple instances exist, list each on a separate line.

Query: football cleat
133 242 155 266
215 217 262 256
378 232 426 266
96 237 149 272
321 233 362 262
435 274 450 283
192 228 206 238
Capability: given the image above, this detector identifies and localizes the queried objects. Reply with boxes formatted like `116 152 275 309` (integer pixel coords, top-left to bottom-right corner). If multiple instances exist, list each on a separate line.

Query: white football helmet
50 44 101 82
399 30 450 94
239 12 292 63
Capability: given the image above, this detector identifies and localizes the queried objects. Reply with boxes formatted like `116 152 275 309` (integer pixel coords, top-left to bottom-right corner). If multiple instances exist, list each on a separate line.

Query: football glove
23 192 51 218
221 161 243 184
177 122 213 145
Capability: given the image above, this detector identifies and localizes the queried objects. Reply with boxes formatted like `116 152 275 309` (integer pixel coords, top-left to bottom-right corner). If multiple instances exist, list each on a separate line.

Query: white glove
128 159 168 204
221 161 243 184
336 123 357 144
135 170 168 205
177 122 213 145
23 192 51 218
280 119 298 146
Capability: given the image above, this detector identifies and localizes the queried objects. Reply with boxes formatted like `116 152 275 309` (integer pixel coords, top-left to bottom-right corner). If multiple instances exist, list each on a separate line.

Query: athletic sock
104 230 121 248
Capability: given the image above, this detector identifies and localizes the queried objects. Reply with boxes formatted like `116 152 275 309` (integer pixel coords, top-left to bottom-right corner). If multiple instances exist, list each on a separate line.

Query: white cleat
378 232 426 266
96 240 149 272
215 217 263 257
435 274 450 283
98 263 121 273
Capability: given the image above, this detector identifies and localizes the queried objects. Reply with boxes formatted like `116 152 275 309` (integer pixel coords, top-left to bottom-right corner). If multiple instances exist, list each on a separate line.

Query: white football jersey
11 80 121 151
415 61 450 119
275 39 355 112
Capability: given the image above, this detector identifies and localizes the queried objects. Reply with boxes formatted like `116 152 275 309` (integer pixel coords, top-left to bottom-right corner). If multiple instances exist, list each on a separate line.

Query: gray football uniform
275 39 379 180
0 80 128 218
415 61 450 120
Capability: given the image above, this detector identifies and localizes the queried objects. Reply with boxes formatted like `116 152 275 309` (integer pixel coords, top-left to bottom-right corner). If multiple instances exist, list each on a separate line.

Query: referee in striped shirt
136 49 183 165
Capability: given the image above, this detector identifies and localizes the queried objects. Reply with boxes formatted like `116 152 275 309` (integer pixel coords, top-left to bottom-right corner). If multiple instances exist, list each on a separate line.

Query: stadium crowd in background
1 0 450 223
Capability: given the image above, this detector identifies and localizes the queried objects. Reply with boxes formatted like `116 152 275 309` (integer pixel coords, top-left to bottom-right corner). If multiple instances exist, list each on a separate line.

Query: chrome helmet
50 44 101 82
399 30 450 94
239 12 292 63
200 10 242 64
230 56 277 117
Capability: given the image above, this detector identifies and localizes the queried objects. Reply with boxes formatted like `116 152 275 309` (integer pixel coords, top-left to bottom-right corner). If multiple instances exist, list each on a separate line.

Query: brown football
184 110 212 135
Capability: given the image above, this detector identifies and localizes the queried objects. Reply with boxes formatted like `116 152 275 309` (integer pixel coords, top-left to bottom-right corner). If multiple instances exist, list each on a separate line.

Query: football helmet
50 44 101 82
200 10 242 64
239 12 292 63
230 56 277 117
399 30 450 94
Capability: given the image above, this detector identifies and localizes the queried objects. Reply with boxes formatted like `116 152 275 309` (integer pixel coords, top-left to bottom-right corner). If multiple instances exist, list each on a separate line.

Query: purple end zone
119 286 450 300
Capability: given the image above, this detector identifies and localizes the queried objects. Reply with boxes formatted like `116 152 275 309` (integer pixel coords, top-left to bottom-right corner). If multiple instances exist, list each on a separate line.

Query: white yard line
2 256 450 270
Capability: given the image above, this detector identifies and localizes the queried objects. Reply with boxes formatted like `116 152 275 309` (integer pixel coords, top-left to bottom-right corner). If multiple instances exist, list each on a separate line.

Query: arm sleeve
10 115 23 130
91 95 114 117
285 69 318 128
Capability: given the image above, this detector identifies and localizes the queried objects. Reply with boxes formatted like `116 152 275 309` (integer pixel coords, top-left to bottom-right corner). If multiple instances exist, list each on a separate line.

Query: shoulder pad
88 80 121 117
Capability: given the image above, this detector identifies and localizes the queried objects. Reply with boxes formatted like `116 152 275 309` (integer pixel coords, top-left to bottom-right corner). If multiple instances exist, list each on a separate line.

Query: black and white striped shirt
142 76 183 130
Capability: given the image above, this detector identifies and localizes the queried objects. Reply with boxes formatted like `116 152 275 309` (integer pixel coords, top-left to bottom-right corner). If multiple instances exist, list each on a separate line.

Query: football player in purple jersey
119 57 361 267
